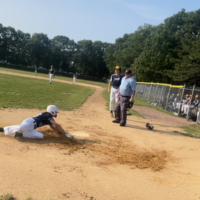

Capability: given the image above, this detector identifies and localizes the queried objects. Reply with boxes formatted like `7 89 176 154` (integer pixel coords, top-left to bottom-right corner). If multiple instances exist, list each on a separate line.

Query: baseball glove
146 123 154 130
0 127 4 132
127 100 134 110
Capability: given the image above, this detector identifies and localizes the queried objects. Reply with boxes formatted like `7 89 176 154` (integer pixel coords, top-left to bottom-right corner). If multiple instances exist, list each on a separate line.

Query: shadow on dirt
129 119 175 128
17 136 100 146
125 124 186 137
16 126 100 147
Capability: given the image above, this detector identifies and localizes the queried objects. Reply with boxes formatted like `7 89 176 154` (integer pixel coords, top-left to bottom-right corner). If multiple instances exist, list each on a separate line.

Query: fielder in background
73 73 77 84
3 105 74 140
112 69 136 126
49 65 55 84
108 66 123 117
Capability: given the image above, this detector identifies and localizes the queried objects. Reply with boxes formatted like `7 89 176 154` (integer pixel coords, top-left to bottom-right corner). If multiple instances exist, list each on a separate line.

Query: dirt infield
1 71 200 200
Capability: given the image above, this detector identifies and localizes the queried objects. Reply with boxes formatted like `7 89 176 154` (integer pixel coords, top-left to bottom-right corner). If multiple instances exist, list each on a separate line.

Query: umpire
112 69 136 126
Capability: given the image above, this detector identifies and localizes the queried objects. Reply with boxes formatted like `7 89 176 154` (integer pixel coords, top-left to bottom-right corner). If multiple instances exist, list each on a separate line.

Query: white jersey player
108 66 123 117
49 65 55 84
3 105 74 140
73 73 77 84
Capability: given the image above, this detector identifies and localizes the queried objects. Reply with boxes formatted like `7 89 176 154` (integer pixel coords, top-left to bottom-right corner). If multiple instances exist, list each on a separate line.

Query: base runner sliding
3 105 74 140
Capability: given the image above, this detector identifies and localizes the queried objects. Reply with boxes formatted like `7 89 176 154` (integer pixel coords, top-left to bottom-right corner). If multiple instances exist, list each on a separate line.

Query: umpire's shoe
120 123 126 126
112 120 120 123
14 132 23 138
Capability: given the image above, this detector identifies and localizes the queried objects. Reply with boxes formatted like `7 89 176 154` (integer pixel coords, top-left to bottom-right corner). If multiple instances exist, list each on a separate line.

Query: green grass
0 194 16 200
102 89 144 118
181 124 200 137
0 67 107 88
0 73 94 110
134 96 176 117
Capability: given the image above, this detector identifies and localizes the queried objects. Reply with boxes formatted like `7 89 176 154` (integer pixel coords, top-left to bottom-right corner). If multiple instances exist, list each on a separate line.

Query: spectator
181 95 191 114
184 95 199 115
173 94 181 110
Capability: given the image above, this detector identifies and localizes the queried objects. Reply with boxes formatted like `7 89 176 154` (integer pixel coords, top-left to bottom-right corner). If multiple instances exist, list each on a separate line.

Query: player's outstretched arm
49 120 74 139
49 120 66 134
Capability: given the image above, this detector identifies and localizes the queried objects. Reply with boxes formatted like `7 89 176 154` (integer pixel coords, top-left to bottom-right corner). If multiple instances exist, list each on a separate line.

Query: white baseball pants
73 76 76 83
49 74 54 83
4 118 44 139
183 105 190 114
176 103 181 109
110 87 119 111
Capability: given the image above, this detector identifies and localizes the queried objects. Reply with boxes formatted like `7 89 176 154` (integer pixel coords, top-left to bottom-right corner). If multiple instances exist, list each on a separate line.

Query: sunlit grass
0 73 94 110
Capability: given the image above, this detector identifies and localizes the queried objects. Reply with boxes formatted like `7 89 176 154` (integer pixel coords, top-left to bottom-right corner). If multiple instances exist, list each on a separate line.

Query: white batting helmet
47 105 60 115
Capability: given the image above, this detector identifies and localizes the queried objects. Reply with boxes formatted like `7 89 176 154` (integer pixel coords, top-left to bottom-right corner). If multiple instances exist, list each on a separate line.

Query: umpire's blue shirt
120 76 136 97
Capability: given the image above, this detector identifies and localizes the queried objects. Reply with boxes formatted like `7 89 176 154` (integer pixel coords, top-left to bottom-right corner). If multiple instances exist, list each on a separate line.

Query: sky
0 0 199 43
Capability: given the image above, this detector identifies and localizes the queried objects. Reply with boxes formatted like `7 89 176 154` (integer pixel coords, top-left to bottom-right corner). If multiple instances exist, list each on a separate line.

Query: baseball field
1 69 200 200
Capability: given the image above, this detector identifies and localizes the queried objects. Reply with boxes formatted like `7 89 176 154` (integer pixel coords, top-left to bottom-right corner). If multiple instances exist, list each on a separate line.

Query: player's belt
120 95 130 98
112 86 119 89
32 119 37 129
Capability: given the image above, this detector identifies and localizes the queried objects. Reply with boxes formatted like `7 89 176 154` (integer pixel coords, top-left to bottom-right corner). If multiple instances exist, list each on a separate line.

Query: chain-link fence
136 82 200 122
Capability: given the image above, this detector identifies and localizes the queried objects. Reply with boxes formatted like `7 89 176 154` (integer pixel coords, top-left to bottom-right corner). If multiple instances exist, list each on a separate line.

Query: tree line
1 8 200 84
0 23 110 78
104 9 200 85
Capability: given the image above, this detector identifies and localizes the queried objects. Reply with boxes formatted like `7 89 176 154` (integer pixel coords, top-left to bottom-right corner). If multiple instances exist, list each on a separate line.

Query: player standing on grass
3 105 74 139
49 65 55 84
73 73 77 84
108 66 123 117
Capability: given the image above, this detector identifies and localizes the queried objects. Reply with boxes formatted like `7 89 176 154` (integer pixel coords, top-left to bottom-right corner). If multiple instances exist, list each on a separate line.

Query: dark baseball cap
125 69 132 74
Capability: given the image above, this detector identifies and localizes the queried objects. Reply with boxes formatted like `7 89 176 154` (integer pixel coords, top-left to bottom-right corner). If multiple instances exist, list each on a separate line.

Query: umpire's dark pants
115 95 130 124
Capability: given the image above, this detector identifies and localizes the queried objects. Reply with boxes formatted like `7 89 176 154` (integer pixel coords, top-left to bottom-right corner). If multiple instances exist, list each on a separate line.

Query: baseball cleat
120 123 126 126
14 132 23 138
112 120 120 123
65 133 74 139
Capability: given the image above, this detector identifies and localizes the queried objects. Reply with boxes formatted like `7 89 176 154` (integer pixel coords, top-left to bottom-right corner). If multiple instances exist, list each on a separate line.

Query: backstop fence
136 82 200 121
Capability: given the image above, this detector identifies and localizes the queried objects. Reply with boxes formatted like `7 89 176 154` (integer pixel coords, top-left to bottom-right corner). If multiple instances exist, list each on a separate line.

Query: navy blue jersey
49 68 55 74
33 112 54 128
192 99 199 106
110 74 123 87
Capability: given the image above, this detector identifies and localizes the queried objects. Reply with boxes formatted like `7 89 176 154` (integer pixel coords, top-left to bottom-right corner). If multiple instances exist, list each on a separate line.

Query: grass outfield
103 89 144 118
0 67 107 88
0 73 94 110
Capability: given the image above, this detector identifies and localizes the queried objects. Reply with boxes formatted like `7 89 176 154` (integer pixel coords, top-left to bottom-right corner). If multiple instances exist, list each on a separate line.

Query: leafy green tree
51 35 76 72
25 33 51 69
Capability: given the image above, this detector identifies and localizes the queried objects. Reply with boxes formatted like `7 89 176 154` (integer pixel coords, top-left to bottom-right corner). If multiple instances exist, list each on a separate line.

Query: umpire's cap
125 69 132 74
